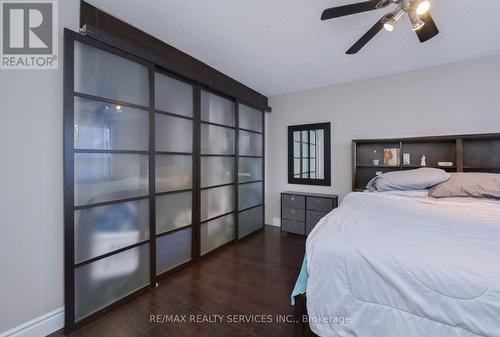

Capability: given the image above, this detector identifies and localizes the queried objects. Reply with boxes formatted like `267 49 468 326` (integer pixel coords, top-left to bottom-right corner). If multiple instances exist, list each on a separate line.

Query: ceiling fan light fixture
320 0 440 54
383 7 405 32
416 0 431 15
408 10 425 31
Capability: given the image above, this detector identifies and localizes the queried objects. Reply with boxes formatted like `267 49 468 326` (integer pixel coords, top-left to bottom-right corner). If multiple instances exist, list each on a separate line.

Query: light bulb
416 1 430 15
384 22 395 32
382 6 404 32
409 10 426 31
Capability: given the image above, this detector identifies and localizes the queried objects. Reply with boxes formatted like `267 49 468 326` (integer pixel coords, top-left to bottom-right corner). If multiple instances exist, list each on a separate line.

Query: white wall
265 56 500 226
0 0 79 333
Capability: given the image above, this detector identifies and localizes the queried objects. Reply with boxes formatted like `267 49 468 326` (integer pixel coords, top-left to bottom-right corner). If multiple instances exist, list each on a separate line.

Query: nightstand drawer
282 194 305 209
282 219 305 235
282 207 305 221
306 210 328 227
306 197 334 212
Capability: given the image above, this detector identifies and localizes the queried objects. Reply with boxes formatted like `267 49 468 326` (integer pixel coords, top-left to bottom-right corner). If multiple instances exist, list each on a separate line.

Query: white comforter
306 192 500 337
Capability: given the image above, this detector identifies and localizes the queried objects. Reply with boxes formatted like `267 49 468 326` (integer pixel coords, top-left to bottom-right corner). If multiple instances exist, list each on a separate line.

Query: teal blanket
291 256 308 305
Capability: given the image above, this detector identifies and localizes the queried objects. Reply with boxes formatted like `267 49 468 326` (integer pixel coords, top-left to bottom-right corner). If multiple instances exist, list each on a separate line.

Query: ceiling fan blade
321 0 389 20
346 16 385 54
416 12 439 43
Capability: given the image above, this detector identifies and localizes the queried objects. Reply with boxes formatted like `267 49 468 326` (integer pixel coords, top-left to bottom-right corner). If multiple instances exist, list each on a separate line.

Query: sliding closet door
64 29 266 332
237 104 265 238
154 72 194 275
200 91 236 254
65 32 153 328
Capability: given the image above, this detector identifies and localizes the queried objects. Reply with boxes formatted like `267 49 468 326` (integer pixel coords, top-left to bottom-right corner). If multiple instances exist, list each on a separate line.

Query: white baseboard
271 217 281 227
0 307 64 337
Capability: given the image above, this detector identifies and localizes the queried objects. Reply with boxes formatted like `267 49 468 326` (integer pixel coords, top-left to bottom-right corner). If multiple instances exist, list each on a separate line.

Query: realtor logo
1 0 58 69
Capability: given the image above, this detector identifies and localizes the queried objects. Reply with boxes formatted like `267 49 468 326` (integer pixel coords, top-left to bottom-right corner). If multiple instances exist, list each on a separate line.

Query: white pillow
366 168 450 192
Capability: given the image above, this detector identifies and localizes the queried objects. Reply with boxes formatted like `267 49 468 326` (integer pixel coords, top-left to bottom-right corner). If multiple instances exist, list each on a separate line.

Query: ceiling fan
321 0 439 54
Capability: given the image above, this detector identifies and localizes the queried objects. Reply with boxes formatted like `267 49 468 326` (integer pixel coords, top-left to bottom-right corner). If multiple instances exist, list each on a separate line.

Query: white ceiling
87 0 500 96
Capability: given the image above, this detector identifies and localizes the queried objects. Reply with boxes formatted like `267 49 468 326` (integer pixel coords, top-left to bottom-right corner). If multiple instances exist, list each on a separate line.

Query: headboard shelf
357 165 400 168
352 133 500 191
464 165 500 169
402 165 457 169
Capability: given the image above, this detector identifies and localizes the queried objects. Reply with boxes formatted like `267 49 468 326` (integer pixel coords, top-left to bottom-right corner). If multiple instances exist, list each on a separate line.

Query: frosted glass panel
238 157 262 183
74 153 149 206
201 157 234 188
155 73 193 117
201 185 235 221
238 104 262 132
238 206 263 239
156 192 192 235
201 124 235 155
201 91 235 126
238 182 263 210
156 227 192 274
155 114 193 153
74 97 149 151
75 243 149 321
156 155 192 193
238 130 263 157
201 213 235 255
74 41 149 106
74 199 149 264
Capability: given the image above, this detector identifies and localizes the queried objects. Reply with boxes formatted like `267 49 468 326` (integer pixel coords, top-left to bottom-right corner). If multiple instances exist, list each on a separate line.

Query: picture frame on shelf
384 148 400 166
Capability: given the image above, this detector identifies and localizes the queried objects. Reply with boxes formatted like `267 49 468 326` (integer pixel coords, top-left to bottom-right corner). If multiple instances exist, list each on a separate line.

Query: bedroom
0 0 499 336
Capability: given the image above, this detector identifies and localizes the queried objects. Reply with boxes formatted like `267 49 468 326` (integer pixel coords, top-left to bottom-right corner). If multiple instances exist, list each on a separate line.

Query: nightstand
280 191 339 236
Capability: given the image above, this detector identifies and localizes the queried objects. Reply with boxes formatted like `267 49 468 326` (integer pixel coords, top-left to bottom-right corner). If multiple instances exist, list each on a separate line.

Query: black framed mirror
288 123 331 186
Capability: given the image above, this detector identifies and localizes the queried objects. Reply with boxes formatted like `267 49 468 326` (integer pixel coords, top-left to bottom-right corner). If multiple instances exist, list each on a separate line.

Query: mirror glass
288 123 330 186
293 129 325 180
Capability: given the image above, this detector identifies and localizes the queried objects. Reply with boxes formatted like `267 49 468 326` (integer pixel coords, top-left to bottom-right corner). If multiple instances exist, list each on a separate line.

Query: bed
295 190 500 336
292 134 500 337
292 133 500 336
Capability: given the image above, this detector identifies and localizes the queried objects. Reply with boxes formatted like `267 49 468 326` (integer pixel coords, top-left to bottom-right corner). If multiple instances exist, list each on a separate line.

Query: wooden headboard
352 133 500 191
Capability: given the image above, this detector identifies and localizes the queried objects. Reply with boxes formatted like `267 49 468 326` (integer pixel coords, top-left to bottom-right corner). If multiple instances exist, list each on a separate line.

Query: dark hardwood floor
53 226 306 337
